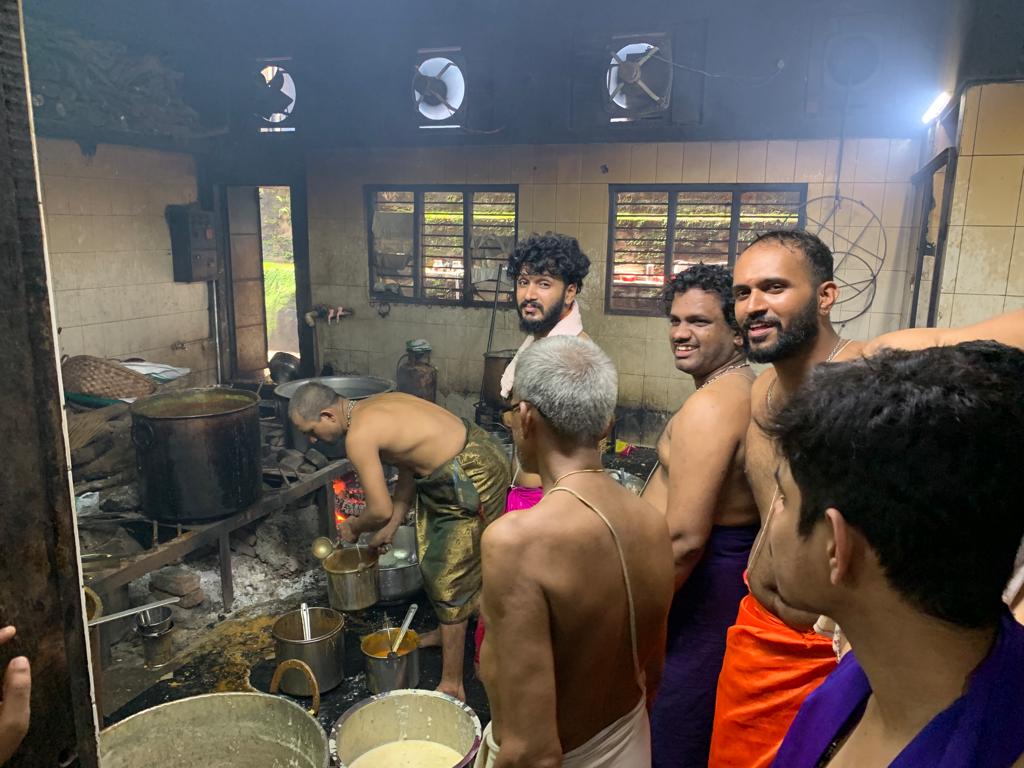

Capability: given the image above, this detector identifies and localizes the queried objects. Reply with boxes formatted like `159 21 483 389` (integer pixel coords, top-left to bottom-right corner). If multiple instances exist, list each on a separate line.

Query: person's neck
535 443 604 491
693 350 747 389
838 603 998 736
772 323 840 398
336 398 352 436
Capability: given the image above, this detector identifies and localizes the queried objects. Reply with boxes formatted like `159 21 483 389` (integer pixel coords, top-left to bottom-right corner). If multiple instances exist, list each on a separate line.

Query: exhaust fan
606 35 673 118
254 63 296 132
413 49 466 126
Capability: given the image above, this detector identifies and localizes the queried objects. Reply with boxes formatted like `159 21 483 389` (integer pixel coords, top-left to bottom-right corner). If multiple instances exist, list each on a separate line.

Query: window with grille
367 185 517 306
606 184 806 315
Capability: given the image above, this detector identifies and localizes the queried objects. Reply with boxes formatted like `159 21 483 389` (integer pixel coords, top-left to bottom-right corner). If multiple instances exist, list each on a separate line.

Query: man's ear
818 280 839 315
825 507 855 586
520 401 536 438
319 408 337 424
564 282 578 306
732 327 744 350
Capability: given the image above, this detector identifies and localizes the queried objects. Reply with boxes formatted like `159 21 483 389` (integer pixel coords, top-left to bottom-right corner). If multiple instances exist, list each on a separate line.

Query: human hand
0 626 31 765
368 526 394 552
337 518 358 544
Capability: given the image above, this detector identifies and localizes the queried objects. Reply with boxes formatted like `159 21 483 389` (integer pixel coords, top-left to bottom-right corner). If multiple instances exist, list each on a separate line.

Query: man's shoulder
675 375 752 428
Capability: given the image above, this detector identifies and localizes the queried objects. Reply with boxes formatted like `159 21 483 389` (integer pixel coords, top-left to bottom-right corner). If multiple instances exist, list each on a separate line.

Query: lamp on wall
921 91 952 124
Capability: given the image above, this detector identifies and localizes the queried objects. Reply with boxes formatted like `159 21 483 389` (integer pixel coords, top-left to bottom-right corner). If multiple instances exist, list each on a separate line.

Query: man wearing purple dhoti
765 342 1024 768
644 264 759 768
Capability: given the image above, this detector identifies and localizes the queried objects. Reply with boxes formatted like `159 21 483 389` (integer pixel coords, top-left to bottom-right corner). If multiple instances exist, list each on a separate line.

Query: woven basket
62 355 157 400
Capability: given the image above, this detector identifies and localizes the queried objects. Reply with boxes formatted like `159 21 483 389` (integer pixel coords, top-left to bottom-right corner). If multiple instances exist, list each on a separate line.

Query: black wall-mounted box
166 204 218 282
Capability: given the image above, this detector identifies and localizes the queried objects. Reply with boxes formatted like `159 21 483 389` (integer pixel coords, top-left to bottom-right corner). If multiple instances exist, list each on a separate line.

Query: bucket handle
270 658 320 716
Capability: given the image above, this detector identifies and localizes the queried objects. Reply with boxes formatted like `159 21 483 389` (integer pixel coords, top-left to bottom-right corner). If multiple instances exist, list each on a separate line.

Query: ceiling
24 0 969 151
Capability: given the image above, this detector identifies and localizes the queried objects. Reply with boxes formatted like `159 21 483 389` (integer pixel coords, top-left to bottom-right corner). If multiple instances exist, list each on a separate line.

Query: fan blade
612 53 625 66
441 96 457 115
636 78 661 103
438 61 453 78
610 81 625 99
637 45 659 65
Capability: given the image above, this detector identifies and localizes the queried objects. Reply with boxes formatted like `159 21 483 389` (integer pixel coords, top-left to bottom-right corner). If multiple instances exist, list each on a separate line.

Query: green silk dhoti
415 419 510 624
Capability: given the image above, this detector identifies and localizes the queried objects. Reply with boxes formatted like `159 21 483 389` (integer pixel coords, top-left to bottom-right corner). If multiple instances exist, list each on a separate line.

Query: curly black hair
766 341 1024 629
661 263 737 330
746 229 834 284
506 232 590 291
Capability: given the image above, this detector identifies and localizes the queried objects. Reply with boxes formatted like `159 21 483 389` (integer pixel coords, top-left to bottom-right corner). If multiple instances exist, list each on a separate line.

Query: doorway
259 186 300 357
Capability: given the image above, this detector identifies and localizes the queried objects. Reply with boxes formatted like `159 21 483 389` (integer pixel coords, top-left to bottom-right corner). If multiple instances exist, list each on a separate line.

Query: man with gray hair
476 336 674 768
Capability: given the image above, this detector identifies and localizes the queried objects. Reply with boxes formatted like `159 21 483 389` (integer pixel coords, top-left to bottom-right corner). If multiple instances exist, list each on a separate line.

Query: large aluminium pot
331 689 482 768
99 692 329 768
274 375 395 456
131 388 261 523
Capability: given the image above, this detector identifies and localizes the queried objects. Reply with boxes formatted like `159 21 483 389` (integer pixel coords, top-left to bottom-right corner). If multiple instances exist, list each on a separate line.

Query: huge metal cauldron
99 692 329 768
274 375 394 456
131 388 261 523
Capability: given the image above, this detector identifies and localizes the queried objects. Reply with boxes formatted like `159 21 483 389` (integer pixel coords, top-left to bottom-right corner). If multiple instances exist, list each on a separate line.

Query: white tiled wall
937 83 1024 325
38 139 216 385
308 137 921 424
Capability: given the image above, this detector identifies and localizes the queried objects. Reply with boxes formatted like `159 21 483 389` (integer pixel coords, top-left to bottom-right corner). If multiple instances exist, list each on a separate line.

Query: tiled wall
938 83 1024 325
308 138 921 433
38 139 217 385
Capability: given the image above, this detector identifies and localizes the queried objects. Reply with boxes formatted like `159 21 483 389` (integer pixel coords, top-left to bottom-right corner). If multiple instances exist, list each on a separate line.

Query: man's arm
368 467 415 548
663 390 744 588
480 521 562 768
341 433 393 540
864 309 1024 354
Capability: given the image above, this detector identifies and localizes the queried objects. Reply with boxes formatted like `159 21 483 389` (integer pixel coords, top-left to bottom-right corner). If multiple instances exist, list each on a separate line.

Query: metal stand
88 460 351 612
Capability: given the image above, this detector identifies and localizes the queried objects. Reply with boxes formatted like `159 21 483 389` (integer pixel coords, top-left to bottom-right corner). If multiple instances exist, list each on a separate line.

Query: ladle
311 536 335 560
391 603 418 654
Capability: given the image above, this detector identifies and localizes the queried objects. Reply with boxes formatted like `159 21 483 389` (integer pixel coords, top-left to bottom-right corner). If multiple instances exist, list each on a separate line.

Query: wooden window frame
605 183 807 316
365 184 518 307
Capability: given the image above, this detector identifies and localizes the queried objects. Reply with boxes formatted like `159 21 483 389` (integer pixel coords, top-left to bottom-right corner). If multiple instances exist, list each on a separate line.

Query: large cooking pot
323 546 379 611
99 691 329 767
273 606 345 696
131 388 261 523
331 689 482 768
482 349 517 408
274 375 395 456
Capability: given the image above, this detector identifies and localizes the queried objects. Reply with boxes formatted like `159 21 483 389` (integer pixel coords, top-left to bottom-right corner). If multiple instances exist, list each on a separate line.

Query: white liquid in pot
348 739 463 768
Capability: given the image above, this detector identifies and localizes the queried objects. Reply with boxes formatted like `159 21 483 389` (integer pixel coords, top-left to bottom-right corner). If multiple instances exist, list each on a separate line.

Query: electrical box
166 204 218 282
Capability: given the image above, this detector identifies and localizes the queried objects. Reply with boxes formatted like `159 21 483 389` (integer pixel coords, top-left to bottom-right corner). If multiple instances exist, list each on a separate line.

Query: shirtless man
642 264 759 768
769 343 1024 767
709 229 1024 768
289 384 510 700
477 336 674 768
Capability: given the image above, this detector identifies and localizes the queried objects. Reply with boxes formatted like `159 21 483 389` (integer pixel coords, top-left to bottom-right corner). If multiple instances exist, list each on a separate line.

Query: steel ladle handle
270 658 320 715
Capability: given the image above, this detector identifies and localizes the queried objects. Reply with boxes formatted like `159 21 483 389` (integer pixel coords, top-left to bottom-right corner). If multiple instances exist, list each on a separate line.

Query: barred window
367 185 517 306
606 184 805 315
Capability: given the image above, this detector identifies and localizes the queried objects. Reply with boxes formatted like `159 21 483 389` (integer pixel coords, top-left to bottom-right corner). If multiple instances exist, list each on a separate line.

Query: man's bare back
480 474 674 753
643 373 759 532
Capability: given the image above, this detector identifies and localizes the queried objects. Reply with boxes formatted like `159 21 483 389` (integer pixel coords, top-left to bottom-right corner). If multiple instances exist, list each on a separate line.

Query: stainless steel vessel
99 692 329 768
323 546 379 611
331 689 482 768
272 606 345 695
361 628 421 693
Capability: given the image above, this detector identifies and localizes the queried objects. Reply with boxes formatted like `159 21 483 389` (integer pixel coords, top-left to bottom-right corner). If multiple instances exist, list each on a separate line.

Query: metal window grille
367 185 518 306
606 184 806 315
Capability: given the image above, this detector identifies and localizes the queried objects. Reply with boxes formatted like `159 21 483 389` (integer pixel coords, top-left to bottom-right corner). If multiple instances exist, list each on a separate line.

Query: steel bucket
377 526 422 604
272 607 345 695
330 689 482 767
361 628 420 694
99 691 329 767
323 546 379 611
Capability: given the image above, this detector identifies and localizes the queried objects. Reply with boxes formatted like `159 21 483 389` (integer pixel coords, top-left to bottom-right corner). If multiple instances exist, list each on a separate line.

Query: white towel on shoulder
499 302 584 399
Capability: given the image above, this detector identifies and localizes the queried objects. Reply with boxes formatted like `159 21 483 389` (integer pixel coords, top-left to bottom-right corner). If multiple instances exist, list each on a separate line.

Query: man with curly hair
644 264 759 768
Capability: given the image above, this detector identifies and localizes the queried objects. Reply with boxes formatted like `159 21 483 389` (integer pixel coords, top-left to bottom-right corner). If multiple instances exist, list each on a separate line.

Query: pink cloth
474 485 546 665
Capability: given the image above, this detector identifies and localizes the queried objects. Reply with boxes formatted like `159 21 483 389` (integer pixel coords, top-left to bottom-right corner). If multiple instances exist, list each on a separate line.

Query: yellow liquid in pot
348 739 463 768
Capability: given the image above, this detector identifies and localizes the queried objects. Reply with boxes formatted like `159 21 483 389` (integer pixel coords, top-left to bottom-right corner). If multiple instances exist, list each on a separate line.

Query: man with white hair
476 336 674 768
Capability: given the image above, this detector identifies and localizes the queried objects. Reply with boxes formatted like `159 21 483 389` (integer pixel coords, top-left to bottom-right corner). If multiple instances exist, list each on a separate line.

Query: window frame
365 183 519 307
604 182 808 316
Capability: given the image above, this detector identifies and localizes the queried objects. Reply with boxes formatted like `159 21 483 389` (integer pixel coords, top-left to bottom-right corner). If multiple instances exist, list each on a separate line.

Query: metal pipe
87 596 180 628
